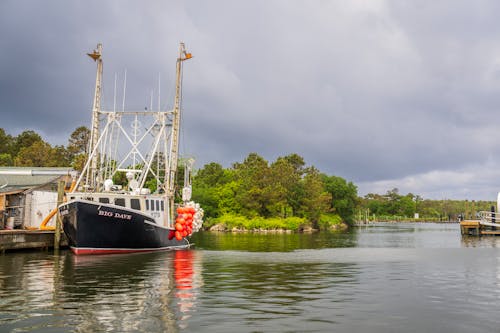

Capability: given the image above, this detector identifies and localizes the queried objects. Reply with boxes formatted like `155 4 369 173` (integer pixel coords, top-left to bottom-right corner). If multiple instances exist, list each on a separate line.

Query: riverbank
203 213 349 232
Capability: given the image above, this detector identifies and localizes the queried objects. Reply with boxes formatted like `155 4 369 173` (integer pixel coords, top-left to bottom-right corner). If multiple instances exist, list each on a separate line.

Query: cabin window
99 197 110 204
115 198 126 207
70 197 75 200
160 201 164 211
156 200 160 211
131 199 141 210
145 200 149 210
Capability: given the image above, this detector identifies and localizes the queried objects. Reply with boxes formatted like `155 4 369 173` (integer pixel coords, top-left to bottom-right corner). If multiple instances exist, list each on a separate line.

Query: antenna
122 68 127 112
150 90 153 111
158 73 161 111
113 73 117 112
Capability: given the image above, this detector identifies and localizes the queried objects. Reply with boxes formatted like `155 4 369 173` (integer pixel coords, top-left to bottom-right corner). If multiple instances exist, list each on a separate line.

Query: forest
357 188 494 222
0 126 493 229
0 127 89 170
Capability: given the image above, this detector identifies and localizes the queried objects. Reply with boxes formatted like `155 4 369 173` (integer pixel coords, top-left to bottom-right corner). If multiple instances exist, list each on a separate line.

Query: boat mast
87 43 103 191
166 43 192 221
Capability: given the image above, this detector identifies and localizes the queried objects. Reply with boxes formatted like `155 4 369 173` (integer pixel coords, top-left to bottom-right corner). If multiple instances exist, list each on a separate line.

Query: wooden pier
460 220 500 236
0 229 67 253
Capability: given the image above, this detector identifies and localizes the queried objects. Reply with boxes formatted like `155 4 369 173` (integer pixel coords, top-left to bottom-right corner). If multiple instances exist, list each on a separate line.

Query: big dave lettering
98 209 132 220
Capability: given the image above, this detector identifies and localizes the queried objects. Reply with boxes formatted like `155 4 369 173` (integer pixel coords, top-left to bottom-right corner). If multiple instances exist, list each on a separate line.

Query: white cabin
68 192 170 228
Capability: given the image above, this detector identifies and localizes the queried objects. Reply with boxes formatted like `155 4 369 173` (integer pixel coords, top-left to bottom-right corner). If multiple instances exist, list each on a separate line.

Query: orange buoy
175 231 182 241
175 223 183 231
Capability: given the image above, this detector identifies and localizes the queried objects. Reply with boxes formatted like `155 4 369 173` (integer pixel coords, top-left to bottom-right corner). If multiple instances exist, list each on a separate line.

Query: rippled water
1 223 500 332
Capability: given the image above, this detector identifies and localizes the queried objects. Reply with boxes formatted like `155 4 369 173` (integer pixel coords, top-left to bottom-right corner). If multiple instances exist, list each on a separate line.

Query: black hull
59 200 189 255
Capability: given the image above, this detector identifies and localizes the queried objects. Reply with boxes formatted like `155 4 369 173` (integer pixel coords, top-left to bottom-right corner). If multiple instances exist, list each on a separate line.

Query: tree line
191 153 358 227
0 127 89 169
0 127 358 225
358 188 494 222
1 126 492 226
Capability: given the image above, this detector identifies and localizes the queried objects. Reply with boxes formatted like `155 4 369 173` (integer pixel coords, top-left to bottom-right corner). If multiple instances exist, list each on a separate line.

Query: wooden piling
1 229 67 252
54 180 65 251
460 220 481 236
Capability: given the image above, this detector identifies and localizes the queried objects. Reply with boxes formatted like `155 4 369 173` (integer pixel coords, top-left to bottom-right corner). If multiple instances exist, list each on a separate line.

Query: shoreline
205 222 349 233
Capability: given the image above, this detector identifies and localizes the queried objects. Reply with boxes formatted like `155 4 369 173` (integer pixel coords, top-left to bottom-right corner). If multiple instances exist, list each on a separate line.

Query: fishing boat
58 43 203 255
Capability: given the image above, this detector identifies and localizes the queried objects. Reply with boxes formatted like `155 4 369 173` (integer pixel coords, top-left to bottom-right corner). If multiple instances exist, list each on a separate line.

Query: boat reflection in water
61 249 201 332
173 250 201 329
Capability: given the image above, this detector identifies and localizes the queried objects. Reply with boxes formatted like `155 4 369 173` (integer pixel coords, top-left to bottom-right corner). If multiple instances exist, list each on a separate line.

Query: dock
0 229 67 253
460 220 500 236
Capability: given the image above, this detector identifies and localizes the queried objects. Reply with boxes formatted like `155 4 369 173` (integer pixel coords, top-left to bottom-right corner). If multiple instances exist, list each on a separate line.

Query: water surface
1 223 499 332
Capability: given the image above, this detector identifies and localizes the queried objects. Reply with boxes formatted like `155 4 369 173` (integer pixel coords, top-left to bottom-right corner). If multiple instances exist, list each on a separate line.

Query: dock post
492 205 496 231
465 200 469 220
54 180 65 251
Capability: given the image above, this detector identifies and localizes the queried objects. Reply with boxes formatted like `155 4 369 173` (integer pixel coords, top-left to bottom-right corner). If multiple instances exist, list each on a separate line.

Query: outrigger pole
87 43 103 191
166 43 192 223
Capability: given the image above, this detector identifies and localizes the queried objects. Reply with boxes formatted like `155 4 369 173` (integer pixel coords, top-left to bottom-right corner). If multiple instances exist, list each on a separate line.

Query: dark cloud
2 0 500 199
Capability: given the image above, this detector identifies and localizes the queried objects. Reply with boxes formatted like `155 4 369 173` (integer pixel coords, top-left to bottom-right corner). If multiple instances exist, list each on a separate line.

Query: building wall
25 191 58 228
5 193 24 228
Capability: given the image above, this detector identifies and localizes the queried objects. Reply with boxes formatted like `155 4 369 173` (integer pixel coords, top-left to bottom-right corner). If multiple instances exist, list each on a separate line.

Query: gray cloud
2 0 500 199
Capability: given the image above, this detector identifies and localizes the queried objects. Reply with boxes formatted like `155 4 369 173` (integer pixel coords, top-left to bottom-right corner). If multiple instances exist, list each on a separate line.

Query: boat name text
98 209 132 220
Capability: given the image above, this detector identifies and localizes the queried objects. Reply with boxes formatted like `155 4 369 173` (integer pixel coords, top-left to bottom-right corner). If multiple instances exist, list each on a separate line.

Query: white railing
479 211 500 226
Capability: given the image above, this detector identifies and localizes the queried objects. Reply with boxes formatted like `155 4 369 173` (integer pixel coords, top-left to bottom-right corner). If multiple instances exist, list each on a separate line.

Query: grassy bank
203 213 347 232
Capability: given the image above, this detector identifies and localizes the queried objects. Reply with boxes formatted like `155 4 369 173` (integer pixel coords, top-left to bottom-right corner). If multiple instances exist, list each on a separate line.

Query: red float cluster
174 206 196 241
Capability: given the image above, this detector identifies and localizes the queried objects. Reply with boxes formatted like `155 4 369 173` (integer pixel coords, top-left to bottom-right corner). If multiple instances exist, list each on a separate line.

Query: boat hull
59 200 189 255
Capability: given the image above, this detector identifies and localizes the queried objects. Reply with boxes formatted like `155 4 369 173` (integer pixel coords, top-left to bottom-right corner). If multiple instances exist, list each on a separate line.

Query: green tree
233 153 272 217
68 126 90 155
269 158 294 217
0 153 13 166
192 163 236 218
13 130 43 157
282 153 305 176
269 155 305 217
192 153 358 226
49 145 71 167
14 141 53 166
67 126 90 171
72 154 87 172
0 128 14 159
300 167 329 225
194 162 227 187
322 175 358 224
399 194 416 217
215 178 242 215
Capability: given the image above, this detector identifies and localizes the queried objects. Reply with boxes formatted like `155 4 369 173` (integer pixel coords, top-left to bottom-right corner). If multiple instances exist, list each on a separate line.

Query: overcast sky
2 0 500 200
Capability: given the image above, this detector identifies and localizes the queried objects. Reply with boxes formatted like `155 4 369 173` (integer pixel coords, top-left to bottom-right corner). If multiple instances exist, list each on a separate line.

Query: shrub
207 214 308 232
317 213 343 230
